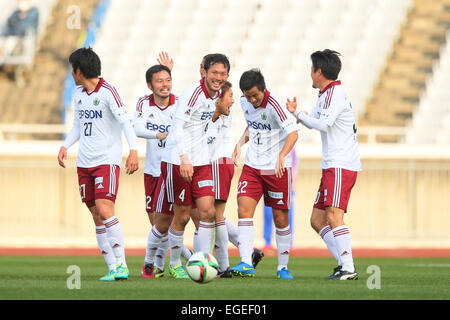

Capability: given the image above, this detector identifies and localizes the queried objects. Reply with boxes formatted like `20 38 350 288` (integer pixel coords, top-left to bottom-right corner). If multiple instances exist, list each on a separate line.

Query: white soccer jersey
70 78 131 168
203 106 234 161
162 78 220 166
241 91 298 170
311 81 362 171
134 93 177 176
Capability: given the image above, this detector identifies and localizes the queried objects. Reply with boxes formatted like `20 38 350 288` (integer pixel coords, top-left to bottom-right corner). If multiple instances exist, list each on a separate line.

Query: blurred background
0 0 449 252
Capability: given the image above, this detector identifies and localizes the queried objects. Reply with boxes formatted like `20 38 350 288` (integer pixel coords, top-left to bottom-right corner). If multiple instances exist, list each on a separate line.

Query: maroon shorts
212 158 235 201
313 167 357 212
77 164 120 208
237 164 292 210
161 161 214 206
153 175 174 215
144 174 159 214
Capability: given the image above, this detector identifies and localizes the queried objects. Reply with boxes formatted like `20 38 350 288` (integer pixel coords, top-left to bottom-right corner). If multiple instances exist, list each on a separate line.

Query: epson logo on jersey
200 112 214 120
79 110 103 119
247 120 272 131
146 123 171 133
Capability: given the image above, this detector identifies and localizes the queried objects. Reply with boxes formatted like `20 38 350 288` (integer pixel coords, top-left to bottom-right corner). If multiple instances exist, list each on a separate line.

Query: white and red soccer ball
186 252 219 284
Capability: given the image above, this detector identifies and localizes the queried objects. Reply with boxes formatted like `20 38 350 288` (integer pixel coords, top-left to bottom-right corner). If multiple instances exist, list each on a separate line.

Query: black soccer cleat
217 268 233 278
252 248 264 268
328 269 358 280
326 265 342 280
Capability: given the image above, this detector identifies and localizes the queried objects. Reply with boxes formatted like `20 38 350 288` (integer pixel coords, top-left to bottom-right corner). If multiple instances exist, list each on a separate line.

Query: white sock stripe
215 221 226 227
169 227 184 237
96 228 106 234
276 228 291 236
151 226 164 239
319 226 332 238
199 222 215 228
333 229 350 237
238 221 254 226
104 218 119 228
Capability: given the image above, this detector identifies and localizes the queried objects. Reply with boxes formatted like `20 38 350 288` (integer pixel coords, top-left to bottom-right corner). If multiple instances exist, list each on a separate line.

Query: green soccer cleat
99 269 117 281
154 267 165 278
115 264 129 280
169 265 190 279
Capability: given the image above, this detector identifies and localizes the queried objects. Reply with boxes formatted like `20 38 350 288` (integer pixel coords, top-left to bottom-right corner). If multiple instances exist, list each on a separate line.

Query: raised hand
157 51 174 71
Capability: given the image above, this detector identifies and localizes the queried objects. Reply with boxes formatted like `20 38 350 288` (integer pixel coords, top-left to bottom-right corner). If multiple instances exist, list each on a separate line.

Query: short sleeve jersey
203 105 234 161
134 93 177 176
162 78 220 166
72 78 131 168
241 90 298 170
311 81 362 171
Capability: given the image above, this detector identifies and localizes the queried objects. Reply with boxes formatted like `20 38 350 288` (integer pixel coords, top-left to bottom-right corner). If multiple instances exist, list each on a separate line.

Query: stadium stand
0 0 99 140
362 0 450 134
91 0 413 146
407 31 450 144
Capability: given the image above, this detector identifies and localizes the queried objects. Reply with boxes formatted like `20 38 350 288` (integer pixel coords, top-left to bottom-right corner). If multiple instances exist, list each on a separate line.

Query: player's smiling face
217 88 234 116
205 63 229 95
243 86 265 108
148 70 172 99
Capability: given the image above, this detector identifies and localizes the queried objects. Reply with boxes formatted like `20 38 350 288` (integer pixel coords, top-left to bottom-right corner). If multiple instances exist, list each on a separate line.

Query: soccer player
286 49 361 280
199 56 265 274
229 69 298 279
134 60 192 279
57 47 138 281
160 53 230 278
202 81 235 277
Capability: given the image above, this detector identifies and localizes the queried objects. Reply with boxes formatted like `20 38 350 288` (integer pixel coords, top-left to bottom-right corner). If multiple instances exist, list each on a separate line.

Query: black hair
145 64 172 84
310 49 342 80
69 47 101 78
203 53 230 73
239 68 266 92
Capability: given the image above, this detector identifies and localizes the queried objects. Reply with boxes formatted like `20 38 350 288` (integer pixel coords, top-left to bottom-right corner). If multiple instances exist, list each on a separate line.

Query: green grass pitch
0 256 449 300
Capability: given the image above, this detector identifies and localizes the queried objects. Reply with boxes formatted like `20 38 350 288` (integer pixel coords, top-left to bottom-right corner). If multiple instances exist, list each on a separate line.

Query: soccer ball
186 252 219 284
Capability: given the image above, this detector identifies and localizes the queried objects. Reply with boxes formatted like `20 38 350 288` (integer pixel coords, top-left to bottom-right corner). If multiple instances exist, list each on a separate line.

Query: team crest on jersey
261 113 267 121
93 98 100 106
185 109 191 116
137 112 143 118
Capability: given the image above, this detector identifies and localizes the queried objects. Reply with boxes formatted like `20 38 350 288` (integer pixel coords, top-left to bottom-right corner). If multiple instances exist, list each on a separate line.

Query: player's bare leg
272 208 293 279
196 196 216 254
89 205 117 274
311 207 342 272
95 198 128 279
147 212 156 226
326 206 357 279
